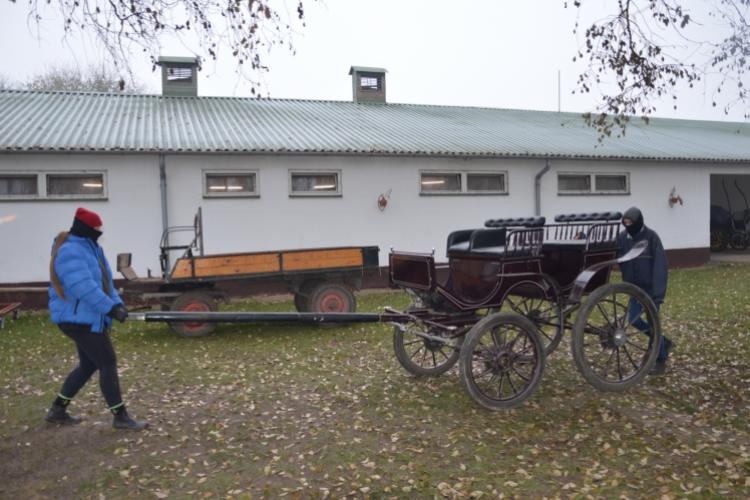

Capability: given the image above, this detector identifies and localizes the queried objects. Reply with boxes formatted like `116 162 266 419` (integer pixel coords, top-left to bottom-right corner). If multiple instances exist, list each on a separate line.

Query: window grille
167 66 193 83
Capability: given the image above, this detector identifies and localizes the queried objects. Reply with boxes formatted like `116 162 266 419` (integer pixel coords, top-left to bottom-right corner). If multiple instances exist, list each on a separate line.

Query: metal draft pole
159 154 170 271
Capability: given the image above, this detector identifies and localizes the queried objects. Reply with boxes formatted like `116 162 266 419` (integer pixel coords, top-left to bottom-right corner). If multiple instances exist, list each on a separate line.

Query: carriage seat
447 228 507 257
554 211 622 223
484 216 546 228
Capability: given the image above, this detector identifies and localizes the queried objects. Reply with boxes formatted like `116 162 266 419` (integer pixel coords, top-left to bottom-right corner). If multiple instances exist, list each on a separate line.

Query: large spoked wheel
458 313 546 411
393 314 463 377
571 282 661 392
729 232 749 250
294 279 325 313
168 291 218 338
710 228 728 252
500 281 564 357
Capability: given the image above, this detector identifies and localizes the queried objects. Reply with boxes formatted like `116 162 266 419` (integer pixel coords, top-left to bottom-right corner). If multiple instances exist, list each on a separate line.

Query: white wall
164 155 540 269
0 154 163 283
538 160 712 251
3 153 749 284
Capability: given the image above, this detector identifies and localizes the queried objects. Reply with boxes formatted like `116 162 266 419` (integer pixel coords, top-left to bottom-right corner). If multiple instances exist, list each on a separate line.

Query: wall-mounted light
669 187 683 207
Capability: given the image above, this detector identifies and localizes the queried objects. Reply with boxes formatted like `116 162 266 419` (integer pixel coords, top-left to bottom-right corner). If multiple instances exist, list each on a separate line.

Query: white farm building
2 59 750 299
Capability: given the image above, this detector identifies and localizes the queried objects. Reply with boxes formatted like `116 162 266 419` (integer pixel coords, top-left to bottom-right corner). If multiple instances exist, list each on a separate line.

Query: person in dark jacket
45 207 148 431
617 207 673 375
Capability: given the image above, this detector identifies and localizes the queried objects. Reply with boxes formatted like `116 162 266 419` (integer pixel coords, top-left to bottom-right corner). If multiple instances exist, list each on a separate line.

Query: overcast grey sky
0 0 744 123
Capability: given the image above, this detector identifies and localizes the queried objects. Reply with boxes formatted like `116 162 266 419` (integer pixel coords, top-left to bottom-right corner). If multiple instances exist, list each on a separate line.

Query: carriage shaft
128 311 408 324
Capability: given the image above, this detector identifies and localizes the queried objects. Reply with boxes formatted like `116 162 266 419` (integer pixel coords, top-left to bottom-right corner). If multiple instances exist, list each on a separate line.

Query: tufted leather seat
447 228 508 256
484 216 546 228
553 212 622 223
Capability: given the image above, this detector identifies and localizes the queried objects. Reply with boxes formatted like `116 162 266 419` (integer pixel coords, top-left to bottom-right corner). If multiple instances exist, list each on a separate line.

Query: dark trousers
58 323 123 408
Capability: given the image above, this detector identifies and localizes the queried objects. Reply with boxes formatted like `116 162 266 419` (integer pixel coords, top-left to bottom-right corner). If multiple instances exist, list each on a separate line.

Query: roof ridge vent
349 66 387 104
158 56 199 97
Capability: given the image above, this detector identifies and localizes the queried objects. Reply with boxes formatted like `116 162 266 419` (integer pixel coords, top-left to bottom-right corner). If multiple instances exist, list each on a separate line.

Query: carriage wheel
458 313 546 411
392 305 462 376
500 281 564 357
710 229 728 252
168 291 218 338
308 283 356 313
571 282 660 392
729 232 749 250
294 279 325 313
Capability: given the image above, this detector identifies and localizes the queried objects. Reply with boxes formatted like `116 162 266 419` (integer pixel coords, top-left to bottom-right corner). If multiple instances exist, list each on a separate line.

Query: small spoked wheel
168 291 218 338
730 232 749 250
393 307 462 376
710 228 728 252
458 313 546 411
500 281 564 356
571 282 661 392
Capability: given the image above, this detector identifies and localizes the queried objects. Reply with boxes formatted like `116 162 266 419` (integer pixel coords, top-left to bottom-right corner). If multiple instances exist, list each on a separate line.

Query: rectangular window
203 171 259 198
467 173 506 193
167 66 193 83
558 172 629 195
0 174 38 198
289 171 341 196
0 171 107 201
360 75 382 91
420 171 508 195
47 174 105 198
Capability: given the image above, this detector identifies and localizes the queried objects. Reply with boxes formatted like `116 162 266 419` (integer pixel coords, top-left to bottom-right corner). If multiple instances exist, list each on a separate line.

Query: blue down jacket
48 234 123 333
617 225 668 304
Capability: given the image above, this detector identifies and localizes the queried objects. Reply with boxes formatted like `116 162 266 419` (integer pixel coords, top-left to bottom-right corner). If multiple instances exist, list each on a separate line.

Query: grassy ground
2 264 750 499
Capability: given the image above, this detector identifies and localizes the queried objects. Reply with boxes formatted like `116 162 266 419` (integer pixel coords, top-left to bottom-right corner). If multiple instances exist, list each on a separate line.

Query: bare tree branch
573 0 750 143
21 0 315 96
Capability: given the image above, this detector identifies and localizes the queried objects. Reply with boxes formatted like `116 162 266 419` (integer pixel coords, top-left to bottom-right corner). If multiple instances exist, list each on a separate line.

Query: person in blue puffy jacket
45 207 148 431
617 207 673 375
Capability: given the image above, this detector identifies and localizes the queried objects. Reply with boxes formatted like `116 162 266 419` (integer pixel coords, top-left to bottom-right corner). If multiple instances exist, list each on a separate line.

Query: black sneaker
113 411 149 431
663 337 673 358
649 359 667 376
45 404 82 425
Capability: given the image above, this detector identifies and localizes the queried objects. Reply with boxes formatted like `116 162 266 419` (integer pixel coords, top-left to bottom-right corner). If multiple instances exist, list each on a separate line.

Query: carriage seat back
484 216 546 228
446 228 506 256
554 212 622 223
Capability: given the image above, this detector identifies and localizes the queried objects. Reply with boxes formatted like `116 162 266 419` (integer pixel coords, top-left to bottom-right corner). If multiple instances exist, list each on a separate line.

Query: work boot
45 403 82 425
113 411 149 431
649 359 667 376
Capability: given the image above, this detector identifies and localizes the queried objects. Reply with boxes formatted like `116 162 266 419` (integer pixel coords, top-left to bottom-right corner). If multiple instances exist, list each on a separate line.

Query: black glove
107 304 129 323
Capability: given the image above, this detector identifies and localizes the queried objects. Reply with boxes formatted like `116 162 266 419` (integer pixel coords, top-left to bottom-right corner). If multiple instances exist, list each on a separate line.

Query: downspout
535 160 551 216
159 154 170 272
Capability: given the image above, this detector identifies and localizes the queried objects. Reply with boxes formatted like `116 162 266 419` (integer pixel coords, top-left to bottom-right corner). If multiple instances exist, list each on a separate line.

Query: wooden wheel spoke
625 340 649 352
583 338 607 348
483 372 498 393
408 345 425 360
596 300 617 331
432 351 438 367
601 348 617 379
511 367 530 382
507 372 518 395
622 345 639 370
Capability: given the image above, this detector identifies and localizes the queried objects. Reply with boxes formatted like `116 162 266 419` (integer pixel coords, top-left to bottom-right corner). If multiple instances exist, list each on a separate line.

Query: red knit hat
75 207 103 228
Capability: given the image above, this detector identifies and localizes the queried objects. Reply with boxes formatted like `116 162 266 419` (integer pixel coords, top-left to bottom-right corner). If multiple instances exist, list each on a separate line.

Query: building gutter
159 154 170 272
535 160 551 216
2 150 750 164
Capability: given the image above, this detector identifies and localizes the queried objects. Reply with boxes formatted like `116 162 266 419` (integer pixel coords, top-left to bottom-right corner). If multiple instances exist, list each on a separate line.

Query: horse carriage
131 211 662 411
385 211 661 410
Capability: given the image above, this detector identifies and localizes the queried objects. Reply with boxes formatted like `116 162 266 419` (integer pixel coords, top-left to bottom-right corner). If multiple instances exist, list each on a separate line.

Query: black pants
58 323 123 409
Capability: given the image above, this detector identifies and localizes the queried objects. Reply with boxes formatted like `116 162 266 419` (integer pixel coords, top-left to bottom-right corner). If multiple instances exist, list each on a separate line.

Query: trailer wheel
730 232 749 250
308 283 356 313
294 279 325 313
168 292 218 338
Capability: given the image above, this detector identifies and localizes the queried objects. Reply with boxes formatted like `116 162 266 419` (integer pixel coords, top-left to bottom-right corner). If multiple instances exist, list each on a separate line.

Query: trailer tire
308 283 356 314
168 291 218 338
294 279 326 313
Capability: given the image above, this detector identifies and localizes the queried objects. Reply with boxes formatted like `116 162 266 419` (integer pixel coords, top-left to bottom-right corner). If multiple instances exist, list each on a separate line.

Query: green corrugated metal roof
1 89 749 161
